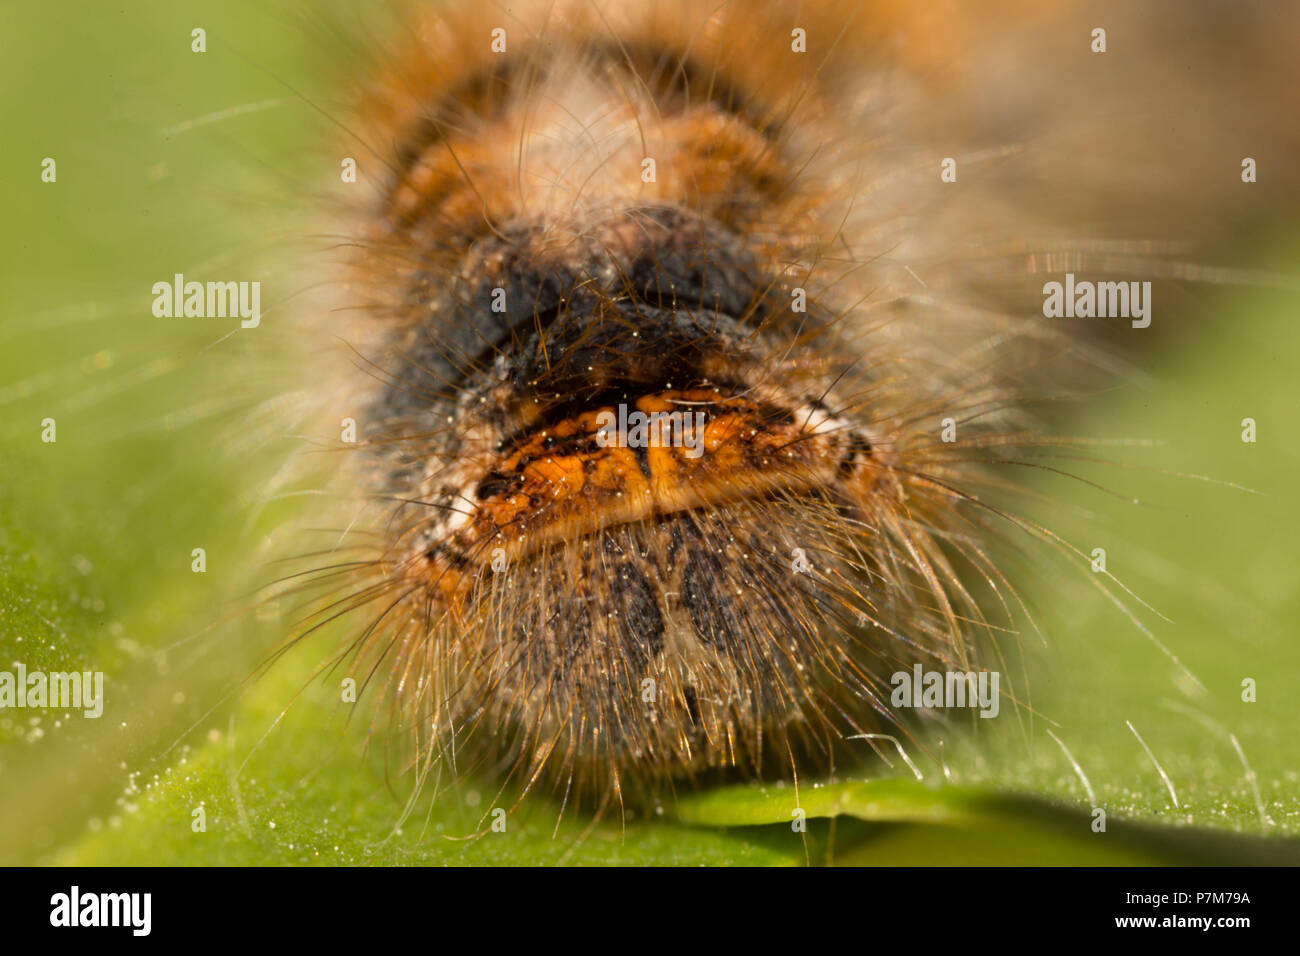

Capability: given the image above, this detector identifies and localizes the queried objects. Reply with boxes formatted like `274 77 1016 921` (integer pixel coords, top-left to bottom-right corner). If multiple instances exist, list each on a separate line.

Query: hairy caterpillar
246 0 1300 817
5 0 1300 870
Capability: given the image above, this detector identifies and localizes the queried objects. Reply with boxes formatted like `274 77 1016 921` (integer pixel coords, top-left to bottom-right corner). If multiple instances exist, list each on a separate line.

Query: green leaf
677 779 1300 865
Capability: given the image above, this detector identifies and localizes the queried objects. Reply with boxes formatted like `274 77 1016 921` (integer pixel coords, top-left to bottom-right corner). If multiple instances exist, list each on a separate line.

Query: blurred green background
1 0 1297 865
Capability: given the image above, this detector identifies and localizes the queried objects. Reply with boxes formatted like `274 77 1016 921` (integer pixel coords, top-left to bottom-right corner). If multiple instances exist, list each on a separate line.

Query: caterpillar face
321 1 1014 797
306 0 1300 801
9 0 1300 873
8 0 1300 870
376 214 907 783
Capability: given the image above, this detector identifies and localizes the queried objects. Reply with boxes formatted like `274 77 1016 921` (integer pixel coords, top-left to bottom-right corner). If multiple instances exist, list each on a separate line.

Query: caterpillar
8 0 1300 871
264 0 1298 813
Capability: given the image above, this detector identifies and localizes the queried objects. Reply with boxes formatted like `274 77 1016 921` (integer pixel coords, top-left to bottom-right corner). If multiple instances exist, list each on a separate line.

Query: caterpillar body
273 0 1298 809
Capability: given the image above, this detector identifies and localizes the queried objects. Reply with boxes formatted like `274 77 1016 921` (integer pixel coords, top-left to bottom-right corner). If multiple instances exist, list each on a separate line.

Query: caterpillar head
328 0 1046 800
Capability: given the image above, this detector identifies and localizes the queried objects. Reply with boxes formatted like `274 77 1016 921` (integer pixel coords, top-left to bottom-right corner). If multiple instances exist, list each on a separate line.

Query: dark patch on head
681 686 702 727
516 589 594 676
513 304 737 405
610 562 665 669
681 545 744 651
837 431 875 478
627 438 652 480
666 516 705 562
475 471 522 500
666 521 686 562
374 206 764 439
425 542 470 569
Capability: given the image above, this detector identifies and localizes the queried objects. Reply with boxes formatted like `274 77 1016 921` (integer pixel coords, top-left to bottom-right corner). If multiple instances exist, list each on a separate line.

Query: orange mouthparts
416 387 886 607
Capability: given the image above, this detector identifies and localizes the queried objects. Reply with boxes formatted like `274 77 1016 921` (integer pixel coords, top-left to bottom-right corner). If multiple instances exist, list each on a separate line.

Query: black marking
475 471 521 500
837 432 874 478
681 545 743 651
627 439 652 479
425 542 470 569
611 563 665 669
524 590 594 673
681 686 702 727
